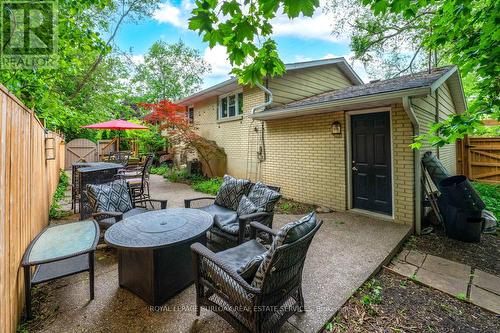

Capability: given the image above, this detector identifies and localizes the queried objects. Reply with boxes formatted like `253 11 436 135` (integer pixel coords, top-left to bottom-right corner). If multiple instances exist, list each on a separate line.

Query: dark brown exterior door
351 112 392 215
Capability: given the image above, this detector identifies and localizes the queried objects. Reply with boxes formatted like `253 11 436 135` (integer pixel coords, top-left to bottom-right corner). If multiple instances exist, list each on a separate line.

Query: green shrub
151 165 169 175
49 170 71 219
472 182 500 220
191 178 222 195
165 168 189 182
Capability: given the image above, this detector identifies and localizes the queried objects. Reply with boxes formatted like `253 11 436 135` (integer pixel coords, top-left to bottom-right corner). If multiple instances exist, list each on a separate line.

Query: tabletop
73 162 123 172
104 208 213 250
22 220 99 266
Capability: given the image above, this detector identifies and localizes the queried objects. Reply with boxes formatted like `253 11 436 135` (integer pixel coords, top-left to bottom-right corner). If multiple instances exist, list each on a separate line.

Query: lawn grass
472 181 500 220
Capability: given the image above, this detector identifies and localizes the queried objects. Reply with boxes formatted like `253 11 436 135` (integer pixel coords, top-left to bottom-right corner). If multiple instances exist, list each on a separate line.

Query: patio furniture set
70 152 155 217
23 169 322 332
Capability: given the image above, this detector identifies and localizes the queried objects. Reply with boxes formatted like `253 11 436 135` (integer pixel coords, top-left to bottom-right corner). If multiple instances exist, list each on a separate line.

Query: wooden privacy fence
65 138 97 169
457 135 500 184
0 84 65 333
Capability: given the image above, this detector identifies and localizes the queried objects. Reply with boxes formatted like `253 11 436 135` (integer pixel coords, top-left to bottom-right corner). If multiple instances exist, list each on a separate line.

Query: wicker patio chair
185 182 280 251
191 216 322 333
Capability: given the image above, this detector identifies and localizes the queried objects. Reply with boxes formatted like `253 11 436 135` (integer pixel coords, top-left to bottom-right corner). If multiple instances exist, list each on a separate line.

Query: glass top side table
22 220 99 320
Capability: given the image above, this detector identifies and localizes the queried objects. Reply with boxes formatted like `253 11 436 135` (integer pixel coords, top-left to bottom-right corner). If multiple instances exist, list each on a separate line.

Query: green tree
188 0 321 85
188 0 498 145
326 0 499 145
133 40 210 102
0 0 160 140
325 0 430 78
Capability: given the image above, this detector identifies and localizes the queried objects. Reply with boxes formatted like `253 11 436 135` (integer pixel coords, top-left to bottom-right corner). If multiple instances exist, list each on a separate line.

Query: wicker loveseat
191 213 323 333
185 176 281 250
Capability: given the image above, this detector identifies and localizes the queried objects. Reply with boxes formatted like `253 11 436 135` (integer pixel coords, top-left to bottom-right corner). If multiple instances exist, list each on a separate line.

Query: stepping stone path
388 249 500 314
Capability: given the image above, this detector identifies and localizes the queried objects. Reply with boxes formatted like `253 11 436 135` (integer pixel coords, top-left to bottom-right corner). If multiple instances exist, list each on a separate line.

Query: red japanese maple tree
141 100 225 176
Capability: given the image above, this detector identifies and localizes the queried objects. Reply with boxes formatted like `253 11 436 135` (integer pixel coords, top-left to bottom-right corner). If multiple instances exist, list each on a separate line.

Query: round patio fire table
104 208 213 305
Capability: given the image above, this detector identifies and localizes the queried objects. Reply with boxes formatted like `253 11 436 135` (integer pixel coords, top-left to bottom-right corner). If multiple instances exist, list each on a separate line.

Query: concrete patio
31 175 411 332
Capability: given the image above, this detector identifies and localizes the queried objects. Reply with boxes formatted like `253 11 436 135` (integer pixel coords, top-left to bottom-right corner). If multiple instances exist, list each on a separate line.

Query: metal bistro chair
119 154 155 206
71 164 81 213
108 151 131 167
191 214 323 333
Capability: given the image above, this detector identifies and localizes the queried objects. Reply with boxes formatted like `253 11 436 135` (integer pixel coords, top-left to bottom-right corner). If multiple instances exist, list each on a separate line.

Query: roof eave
175 77 238 105
176 57 363 105
430 66 467 114
251 87 431 120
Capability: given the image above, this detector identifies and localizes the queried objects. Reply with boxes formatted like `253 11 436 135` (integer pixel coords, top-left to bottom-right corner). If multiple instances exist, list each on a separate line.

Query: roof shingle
266 66 455 112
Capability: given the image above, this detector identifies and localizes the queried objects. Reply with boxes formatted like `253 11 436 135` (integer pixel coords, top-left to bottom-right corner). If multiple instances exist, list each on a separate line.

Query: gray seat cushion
198 204 239 232
216 240 267 279
98 207 148 229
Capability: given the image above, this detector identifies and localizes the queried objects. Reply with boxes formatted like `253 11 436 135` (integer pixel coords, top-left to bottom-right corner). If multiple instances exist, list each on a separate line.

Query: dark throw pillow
86 179 133 213
247 182 281 212
214 175 251 211
236 195 262 216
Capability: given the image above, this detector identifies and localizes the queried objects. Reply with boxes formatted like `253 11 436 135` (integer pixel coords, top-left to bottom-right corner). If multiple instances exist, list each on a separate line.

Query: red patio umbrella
82 119 148 130
82 119 148 152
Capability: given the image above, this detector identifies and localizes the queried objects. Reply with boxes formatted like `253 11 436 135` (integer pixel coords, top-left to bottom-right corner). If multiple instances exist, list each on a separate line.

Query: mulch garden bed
325 271 500 333
274 197 318 215
408 231 500 276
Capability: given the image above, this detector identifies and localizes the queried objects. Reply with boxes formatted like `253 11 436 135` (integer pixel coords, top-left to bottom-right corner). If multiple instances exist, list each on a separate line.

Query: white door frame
345 107 395 219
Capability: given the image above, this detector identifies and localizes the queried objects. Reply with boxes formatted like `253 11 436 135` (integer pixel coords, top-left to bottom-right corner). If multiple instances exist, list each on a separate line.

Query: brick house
176 58 466 233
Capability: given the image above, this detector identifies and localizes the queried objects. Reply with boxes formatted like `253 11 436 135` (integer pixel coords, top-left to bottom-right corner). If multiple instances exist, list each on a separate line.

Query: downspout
403 96 422 235
251 81 273 114
246 81 274 179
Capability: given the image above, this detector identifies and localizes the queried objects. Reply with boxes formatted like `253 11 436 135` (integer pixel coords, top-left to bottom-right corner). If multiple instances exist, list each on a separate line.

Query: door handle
352 166 358 171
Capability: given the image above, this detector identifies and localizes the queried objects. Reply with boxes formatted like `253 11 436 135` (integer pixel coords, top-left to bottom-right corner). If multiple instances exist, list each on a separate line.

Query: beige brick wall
391 104 415 225
261 106 415 225
192 86 264 179
261 113 347 211
192 92 415 226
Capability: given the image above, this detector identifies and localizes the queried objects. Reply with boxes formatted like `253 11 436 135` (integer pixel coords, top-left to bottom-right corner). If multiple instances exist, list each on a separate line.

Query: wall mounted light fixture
45 137 56 160
331 121 341 135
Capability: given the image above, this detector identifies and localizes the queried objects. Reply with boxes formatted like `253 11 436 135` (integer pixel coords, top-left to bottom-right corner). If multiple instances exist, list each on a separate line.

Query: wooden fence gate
65 138 97 169
457 136 500 184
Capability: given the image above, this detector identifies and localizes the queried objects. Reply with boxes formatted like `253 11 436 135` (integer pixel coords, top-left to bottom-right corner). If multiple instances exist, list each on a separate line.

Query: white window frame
218 89 243 120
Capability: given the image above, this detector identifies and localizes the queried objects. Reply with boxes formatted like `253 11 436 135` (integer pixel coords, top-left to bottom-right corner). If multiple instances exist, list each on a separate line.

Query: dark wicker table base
118 233 207 306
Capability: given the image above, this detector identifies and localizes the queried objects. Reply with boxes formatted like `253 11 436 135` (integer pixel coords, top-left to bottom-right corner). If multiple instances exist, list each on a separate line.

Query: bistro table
72 162 123 219
22 220 99 319
104 208 213 305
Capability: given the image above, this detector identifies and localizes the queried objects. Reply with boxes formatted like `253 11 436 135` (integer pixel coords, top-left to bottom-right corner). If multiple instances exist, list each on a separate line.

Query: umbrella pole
117 132 120 152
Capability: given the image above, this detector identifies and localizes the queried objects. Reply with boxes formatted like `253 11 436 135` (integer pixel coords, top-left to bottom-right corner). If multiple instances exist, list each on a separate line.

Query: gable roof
252 65 466 120
176 57 363 106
